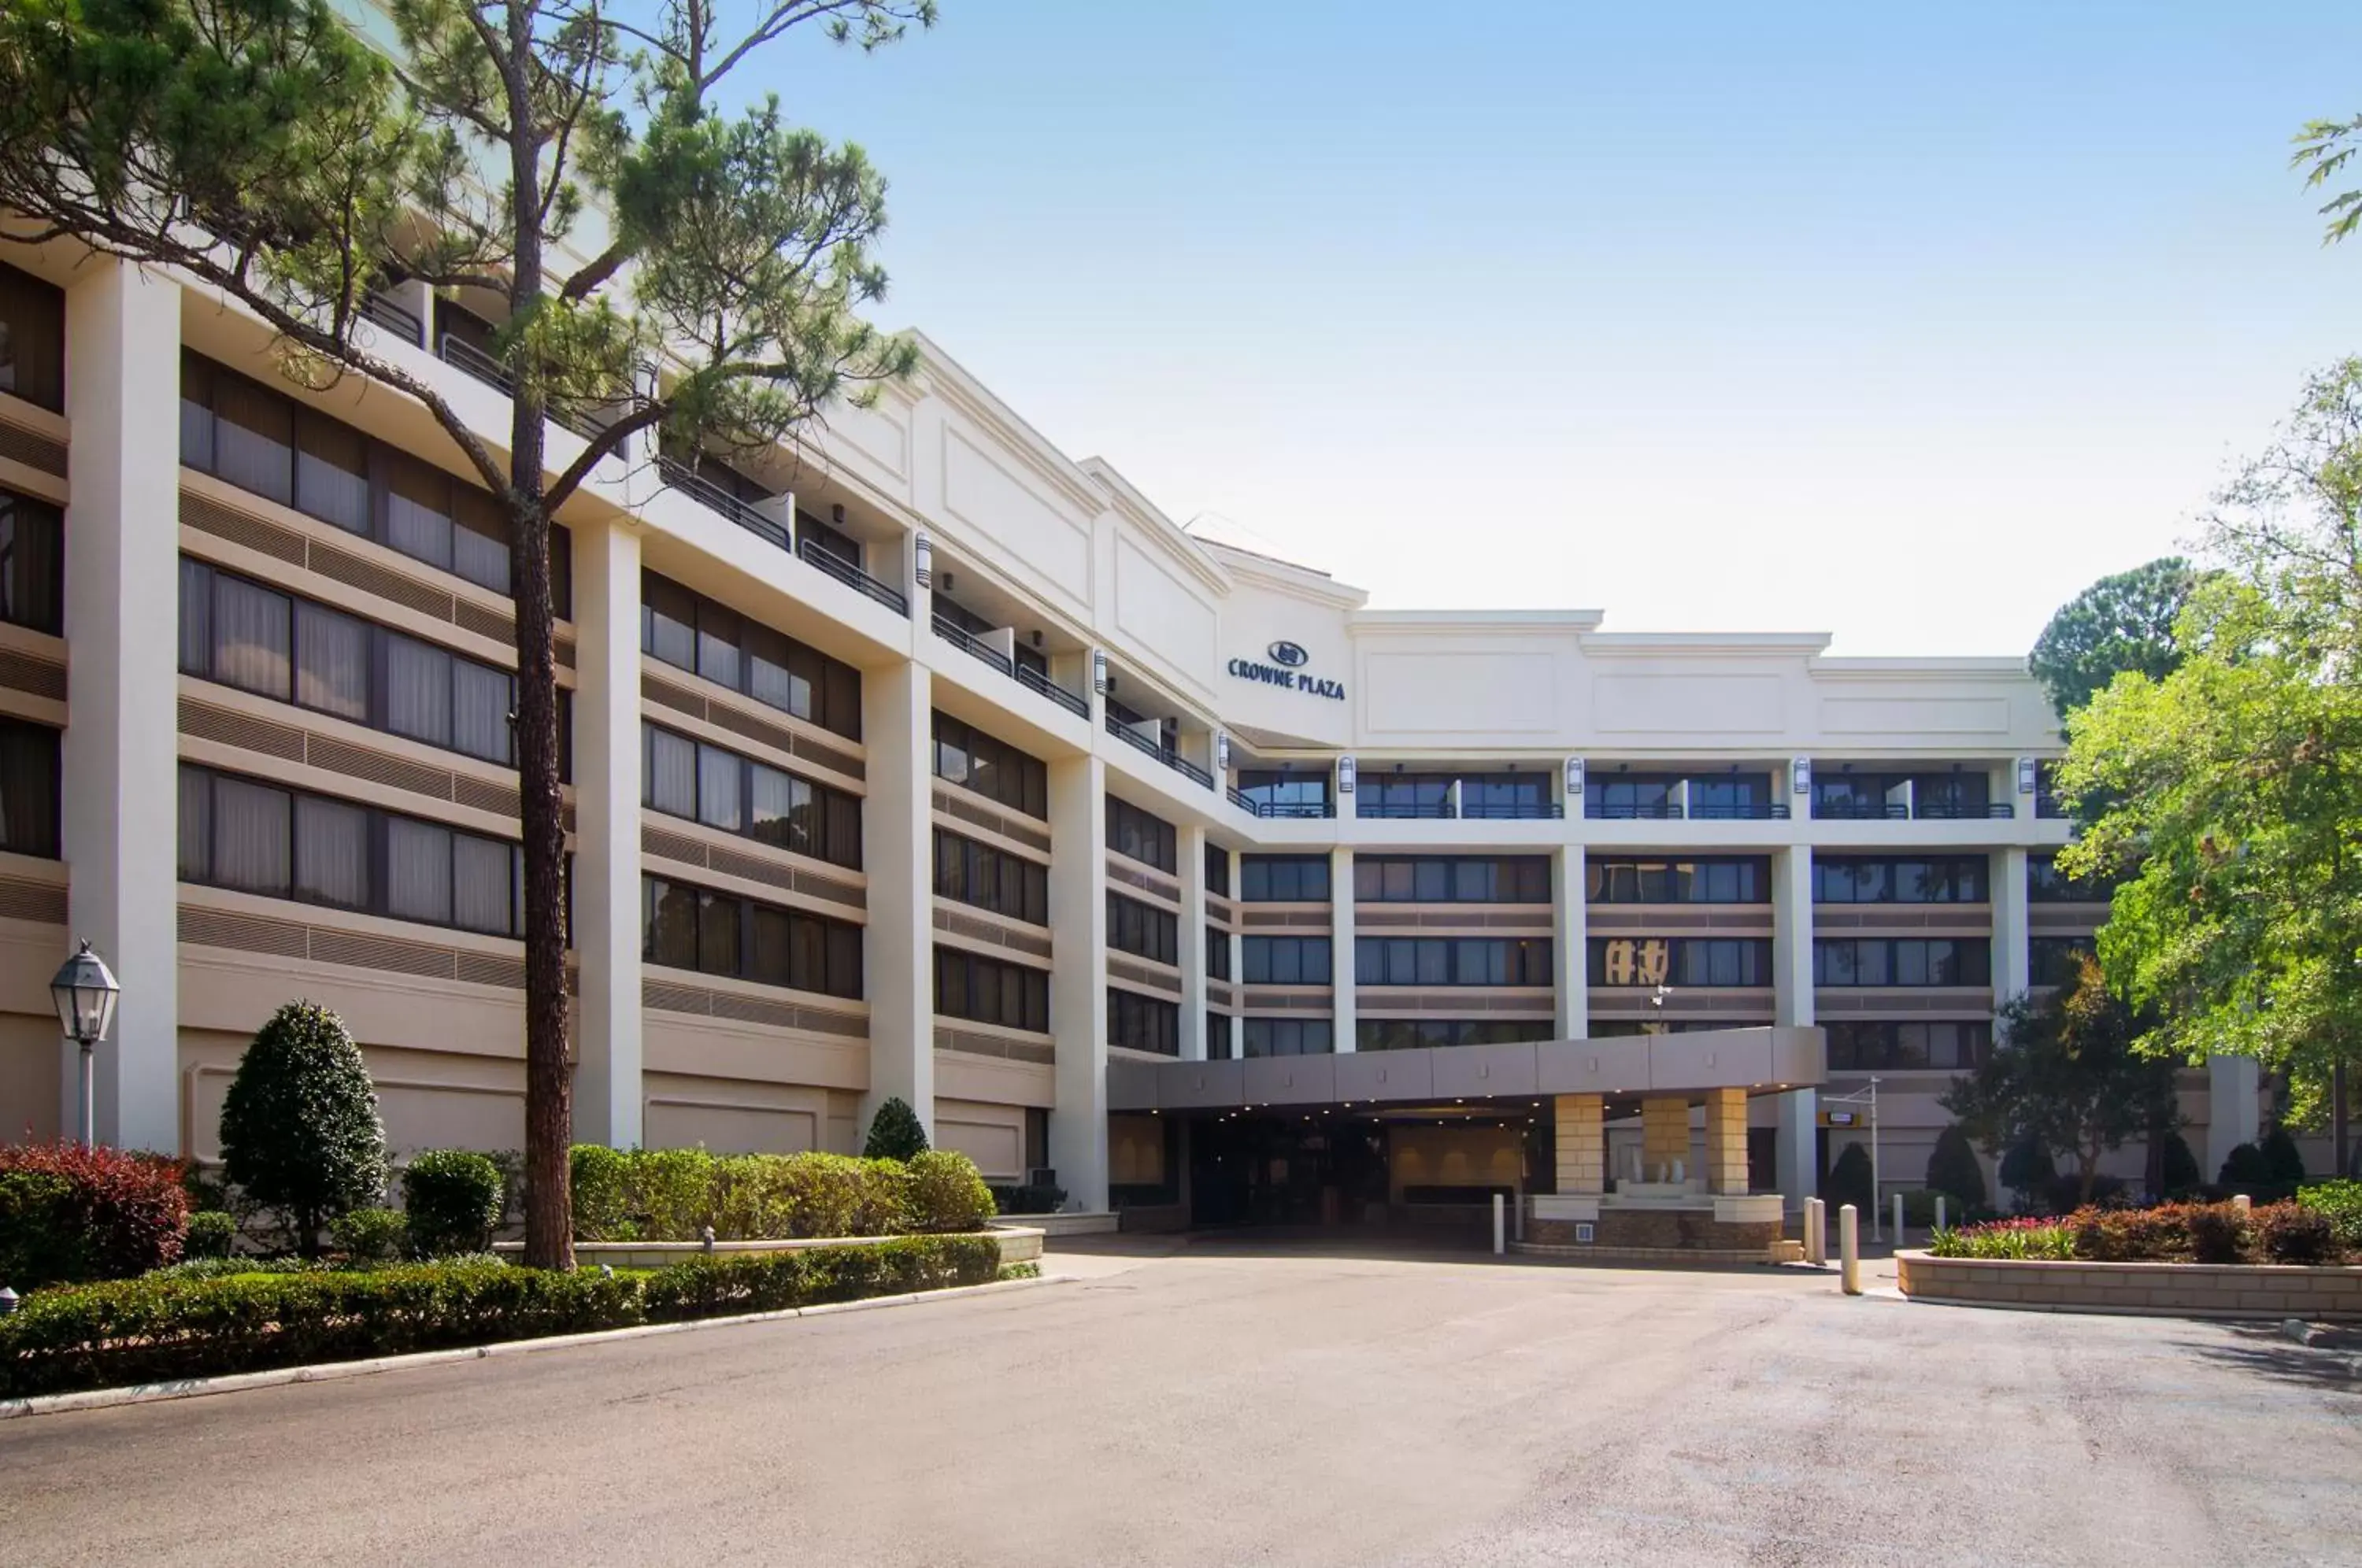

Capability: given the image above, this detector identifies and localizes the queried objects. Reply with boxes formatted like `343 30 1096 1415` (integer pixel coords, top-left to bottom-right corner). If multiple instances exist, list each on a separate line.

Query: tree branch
543 396 668 514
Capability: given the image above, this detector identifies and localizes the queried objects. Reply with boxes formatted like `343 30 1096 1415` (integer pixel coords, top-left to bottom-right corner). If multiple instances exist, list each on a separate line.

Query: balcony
930 613 1090 717
1016 661 1089 719
656 457 788 549
361 292 424 347
798 535 908 616
1358 800 1562 820
1229 791 1335 819
437 331 513 396
2035 792 2068 820
1812 799 1911 822
1586 800 1682 820
1687 801 1792 821
1107 713 1212 788
1914 801 2015 821
932 612 1012 675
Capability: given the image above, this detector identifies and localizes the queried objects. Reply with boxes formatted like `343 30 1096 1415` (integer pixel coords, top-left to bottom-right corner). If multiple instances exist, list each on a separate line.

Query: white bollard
1492 1193 1505 1256
1840 1204 1861 1295
1808 1197 1827 1266
1934 1194 1947 1233
1891 1192 1904 1247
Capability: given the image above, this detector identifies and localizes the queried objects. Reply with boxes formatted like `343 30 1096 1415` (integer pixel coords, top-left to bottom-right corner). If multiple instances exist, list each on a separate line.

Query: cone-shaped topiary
2261 1126 2308 1187
2158 1129 2204 1198
863 1096 931 1161
1925 1124 1988 1213
220 1001 387 1256
1823 1141 1875 1214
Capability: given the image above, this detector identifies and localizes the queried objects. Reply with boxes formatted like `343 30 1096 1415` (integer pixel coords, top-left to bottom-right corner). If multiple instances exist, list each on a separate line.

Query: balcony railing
1687 801 1792 821
1915 801 2016 821
1362 799 1561 820
1016 660 1089 719
656 457 788 549
932 612 1013 675
2035 793 2068 819
798 535 908 616
1812 800 1912 821
1586 801 1683 820
437 332 513 395
1231 792 1335 818
1106 713 1213 787
361 292 424 346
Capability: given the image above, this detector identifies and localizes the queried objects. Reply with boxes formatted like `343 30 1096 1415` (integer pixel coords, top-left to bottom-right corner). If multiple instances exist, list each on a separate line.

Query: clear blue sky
749 1 2362 655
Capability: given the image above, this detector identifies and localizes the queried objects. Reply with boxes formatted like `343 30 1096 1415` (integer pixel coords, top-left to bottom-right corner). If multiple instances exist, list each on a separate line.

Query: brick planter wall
1529 1213 1781 1252
1897 1250 2362 1320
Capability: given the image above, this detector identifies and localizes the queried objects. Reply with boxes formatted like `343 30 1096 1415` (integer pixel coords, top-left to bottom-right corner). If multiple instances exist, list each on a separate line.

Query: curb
0 1271 1072 1422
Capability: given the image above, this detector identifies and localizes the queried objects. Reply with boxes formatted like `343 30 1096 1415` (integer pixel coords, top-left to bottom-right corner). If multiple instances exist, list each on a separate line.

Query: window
180 764 528 937
0 718 60 858
934 948 1051 1032
1204 841 1231 898
641 721 861 868
1587 938 1771 987
1586 857 1768 904
1811 774 1906 820
1205 925 1231 981
1353 856 1550 904
1813 938 1991 988
1108 892 1179 965
1234 768 1329 817
1107 988 1179 1055
180 558 537 768
933 829 1048 925
641 572 861 741
1686 773 1775 819
928 710 1046 819
1357 1019 1555 1052
1911 772 1992 819
1586 775 1677 819
0 264 65 412
1358 937 1553 987
1205 1012 1233 1060
1242 1017 1332 1057
643 874 861 997
180 353 571 612
1813 857 1987 904
1457 773 1550 819
2029 854 2112 903
795 508 862 568
1105 794 1176 873
1826 1021 1991 1071
0 489 62 634
1240 854 1330 902
1242 935 1332 985
1357 773 1451 818
2031 937 2092 987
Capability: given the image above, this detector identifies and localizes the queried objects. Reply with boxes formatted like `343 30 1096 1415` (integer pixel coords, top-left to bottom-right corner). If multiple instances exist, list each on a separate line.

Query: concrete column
1179 823 1208 1061
571 520 642 1148
1705 1087 1749 1194
1554 1093 1605 1194
1331 846 1356 1054
861 660 935 1141
62 262 180 1151
1047 753 1108 1208
1771 844 1817 1211
1991 846 2029 1008
1642 1095 1689 1182
1553 845 1587 1038
2207 1055 2261 1182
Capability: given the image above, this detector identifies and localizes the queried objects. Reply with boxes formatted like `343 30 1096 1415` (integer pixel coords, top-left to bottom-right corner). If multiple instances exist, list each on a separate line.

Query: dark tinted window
644 874 861 997
1107 988 1179 1055
1105 795 1176 873
1354 856 1550 903
0 717 59 858
930 710 1046 818
639 571 861 741
1108 892 1179 965
1813 857 1986 903
1242 936 1333 985
1812 938 1991 987
1359 937 1553 987
1241 1018 1331 1057
933 829 1048 925
1240 855 1330 902
642 720 861 868
935 949 1051 1031
1588 938 1771 988
1586 857 1768 903
0 263 65 411
1357 1019 1554 1052
0 489 62 634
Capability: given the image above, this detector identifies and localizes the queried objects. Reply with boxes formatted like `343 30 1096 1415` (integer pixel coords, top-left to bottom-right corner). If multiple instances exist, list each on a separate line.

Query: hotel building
0 245 2271 1236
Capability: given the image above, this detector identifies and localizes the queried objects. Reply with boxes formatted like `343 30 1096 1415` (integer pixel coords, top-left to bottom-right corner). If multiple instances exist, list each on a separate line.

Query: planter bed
1897 1249 2362 1320
496 1226 1044 1270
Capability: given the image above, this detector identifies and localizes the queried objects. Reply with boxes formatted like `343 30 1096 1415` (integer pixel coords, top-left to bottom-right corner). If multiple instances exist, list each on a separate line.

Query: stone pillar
1554 1093 1605 1194
861 660 935 1142
1771 843 1817 1211
1705 1087 1749 1194
1642 1096 1690 1182
1553 845 1586 1038
1330 846 1356 1054
1178 823 1208 1061
2207 1055 2261 1182
1991 846 2029 1006
571 520 643 1147
1047 753 1109 1208
62 262 180 1151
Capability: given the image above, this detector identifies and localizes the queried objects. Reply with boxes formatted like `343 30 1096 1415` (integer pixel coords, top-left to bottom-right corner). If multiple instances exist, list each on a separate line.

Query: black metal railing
1360 799 1563 820
1016 661 1089 718
1106 713 1213 787
931 612 1013 675
1915 801 2016 820
655 457 788 549
1812 800 1912 821
798 535 908 616
1459 801 1564 820
361 292 424 346
2035 792 2068 819
1586 801 1683 819
437 332 513 394
1230 793 1335 819
1686 801 1793 820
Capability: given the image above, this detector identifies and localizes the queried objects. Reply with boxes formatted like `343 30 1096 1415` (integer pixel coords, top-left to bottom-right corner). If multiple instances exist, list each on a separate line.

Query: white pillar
1331 846 1356 1053
1553 844 1586 1038
572 520 642 1148
1991 846 2029 1007
1047 753 1108 1207
2207 1055 2260 1182
1772 844 1816 1211
1179 823 1208 1061
62 262 180 1151
861 660 935 1141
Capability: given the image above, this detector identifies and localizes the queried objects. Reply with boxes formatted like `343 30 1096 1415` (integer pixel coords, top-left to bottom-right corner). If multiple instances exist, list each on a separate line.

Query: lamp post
50 940 120 1147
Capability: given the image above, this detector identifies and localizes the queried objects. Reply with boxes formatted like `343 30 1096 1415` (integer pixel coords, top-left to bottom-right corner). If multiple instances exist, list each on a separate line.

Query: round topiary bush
402 1150 505 1257
183 1210 237 1260
905 1150 996 1233
863 1096 930 1161
220 1001 388 1256
2158 1129 2204 1199
1925 1125 1988 1213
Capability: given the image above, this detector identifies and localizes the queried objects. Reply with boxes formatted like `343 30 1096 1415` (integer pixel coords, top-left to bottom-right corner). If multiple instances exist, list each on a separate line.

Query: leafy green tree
862 1096 929 1161
2027 557 2197 723
1942 959 2181 1206
220 1002 390 1256
0 0 935 1267
1924 1124 1988 1214
2057 361 2362 1122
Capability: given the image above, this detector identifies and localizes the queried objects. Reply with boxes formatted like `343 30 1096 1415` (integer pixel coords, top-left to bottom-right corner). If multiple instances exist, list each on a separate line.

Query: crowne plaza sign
1227 641 1346 701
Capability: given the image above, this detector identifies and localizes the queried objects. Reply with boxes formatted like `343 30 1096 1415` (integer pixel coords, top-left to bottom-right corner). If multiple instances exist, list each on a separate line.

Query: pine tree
862 1096 929 1161
220 1001 388 1255
1925 1124 1988 1214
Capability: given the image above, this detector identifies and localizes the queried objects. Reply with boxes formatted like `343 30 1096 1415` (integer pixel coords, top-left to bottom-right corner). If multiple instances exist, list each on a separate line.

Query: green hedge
0 1236 1003 1400
567 1147 995 1241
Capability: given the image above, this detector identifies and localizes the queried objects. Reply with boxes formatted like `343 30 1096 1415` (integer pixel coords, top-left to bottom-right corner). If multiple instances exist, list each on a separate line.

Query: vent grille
0 647 67 702
305 733 454 799
934 1026 1054 1064
1812 908 1991 934
1239 989 1333 1012
641 976 867 1037
1107 956 1183 997
641 671 706 719
703 701 798 758
641 823 709 864
181 492 311 566
1105 860 1181 904
308 538 456 619
1355 909 1554 934
454 952 528 989
309 927 460 979
0 875 68 925
178 902 531 988
1584 908 1775 934
451 775 523 816
451 598 515 644
1206 981 1236 1009
180 696 531 820
1814 989 1993 1015
180 697 306 762
1352 990 1553 1015
553 636 576 670
0 420 67 478
1241 908 1332 930
931 784 1052 853
793 868 864 908
178 905 310 958
932 904 1053 958
790 731 864 782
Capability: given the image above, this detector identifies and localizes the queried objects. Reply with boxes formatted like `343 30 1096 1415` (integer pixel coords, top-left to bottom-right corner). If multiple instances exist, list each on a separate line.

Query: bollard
1840 1204 1861 1295
1934 1194 1946 1233
1805 1197 1826 1266
1892 1193 1904 1248
1492 1193 1505 1256
2231 1193 2252 1215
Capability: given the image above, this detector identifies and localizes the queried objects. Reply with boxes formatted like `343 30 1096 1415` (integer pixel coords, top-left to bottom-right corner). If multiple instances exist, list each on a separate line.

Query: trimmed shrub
2261 1127 2307 1188
2068 1204 2196 1262
402 1151 505 1258
907 1151 996 1233
563 1146 928 1242
863 1097 931 1161
1822 1142 1874 1214
2298 1180 2362 1251
2158 1130 2204 1199
2186 1203 2249 1264
220 1002 388 1254
2254 1201 2338 1265
0 1141 191 1287
1925 1126 1987 1213
639 1235 998 1321
1998 1136 2057 1207
2219 1141 2270 1193
569 1145 634 1241
183 1210 238 1261
632 1146 722 1240
329 1207 407 1263
990 1182 1067 1216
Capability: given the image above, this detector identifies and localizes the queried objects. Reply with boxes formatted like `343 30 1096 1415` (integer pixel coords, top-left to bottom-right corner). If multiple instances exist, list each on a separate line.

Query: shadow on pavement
2178 1324 2362 1392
